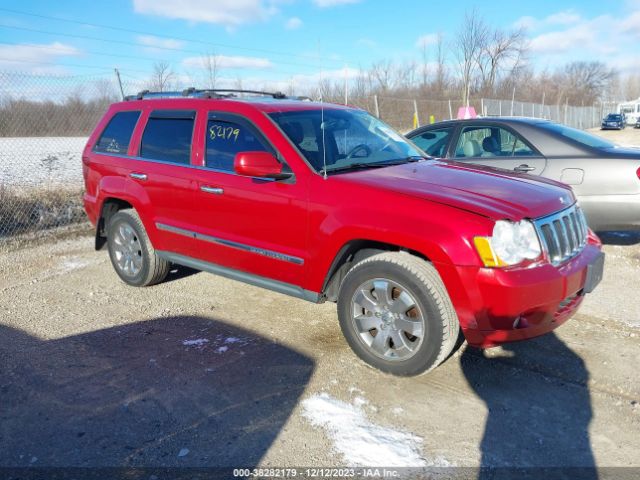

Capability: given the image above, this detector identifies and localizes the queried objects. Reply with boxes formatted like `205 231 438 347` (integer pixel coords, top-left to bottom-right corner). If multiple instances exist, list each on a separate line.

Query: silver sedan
406 118 640 231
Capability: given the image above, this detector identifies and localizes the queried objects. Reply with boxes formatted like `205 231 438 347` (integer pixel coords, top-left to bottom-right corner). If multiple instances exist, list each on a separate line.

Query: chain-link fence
0 70 622 241
481 98 618 130
0 72 146 241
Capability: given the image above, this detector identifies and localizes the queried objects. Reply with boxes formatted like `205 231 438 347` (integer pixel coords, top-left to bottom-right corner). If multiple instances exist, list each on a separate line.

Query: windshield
539 122 616 149
605 114 622 120
269 108 424 174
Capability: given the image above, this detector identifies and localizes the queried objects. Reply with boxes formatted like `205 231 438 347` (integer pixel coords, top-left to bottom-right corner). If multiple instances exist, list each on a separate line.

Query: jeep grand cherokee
82 89 604 376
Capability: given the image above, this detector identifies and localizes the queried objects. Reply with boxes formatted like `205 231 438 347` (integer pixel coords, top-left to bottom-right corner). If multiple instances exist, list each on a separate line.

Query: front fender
305 200 491 293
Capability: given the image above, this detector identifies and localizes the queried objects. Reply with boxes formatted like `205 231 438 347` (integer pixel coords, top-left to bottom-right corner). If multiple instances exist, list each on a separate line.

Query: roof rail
125 88 289 101
182 87 287 99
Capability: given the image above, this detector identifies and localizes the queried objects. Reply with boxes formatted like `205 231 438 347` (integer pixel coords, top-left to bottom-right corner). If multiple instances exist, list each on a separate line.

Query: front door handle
129 172 147 181
514 164 535 172
200 186 224 195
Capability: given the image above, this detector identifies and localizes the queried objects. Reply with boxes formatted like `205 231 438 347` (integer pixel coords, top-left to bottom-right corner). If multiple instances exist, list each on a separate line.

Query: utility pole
114 68 125 101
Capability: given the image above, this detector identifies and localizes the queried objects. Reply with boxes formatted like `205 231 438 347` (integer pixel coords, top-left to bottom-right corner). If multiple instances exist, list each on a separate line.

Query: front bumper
438 238 603 348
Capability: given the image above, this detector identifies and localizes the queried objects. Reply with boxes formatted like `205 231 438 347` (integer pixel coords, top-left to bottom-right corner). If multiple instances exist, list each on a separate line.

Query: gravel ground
0 232 638 473
0 127 639 475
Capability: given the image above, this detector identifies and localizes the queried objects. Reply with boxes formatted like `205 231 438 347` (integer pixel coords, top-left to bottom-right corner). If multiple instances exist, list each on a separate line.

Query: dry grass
0 185 87 238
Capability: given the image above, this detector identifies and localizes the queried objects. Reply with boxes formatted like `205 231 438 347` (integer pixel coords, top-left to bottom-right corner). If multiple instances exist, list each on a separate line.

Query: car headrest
463 139 481 157
482 136 499 154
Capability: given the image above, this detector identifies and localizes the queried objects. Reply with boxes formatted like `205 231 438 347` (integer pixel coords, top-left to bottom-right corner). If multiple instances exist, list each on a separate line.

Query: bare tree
433 33 447 96
149 61 175 92
477 27 527 95
369 60 395 92
202 52 219 89
453 11 488 106
560 61 616 104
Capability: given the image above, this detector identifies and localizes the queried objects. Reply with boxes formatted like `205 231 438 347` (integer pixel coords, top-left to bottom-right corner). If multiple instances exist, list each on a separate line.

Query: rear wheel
107 209 170 287
337 252 459 376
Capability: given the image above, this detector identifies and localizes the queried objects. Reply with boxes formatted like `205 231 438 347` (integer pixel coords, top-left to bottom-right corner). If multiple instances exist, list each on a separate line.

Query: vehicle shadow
460 332 597 479
163 265 201 283
597 231 640 246
0 316 314 469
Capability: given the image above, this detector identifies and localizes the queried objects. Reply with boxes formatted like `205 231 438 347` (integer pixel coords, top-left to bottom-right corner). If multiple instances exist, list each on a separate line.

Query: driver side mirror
234 151 292 180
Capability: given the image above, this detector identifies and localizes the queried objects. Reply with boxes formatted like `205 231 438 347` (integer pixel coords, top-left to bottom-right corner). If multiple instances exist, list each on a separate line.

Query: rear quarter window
94 110 141 154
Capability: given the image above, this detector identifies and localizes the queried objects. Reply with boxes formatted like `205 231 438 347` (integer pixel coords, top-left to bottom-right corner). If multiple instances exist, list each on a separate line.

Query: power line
0 57 150 74
0 6 344 66
0 41 327 79
0 23 328 72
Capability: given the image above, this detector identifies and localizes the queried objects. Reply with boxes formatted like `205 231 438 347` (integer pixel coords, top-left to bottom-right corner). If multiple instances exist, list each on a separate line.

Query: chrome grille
534 205 588 265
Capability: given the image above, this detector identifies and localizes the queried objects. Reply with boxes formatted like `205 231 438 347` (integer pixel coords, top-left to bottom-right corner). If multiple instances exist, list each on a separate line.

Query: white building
618 98 640 124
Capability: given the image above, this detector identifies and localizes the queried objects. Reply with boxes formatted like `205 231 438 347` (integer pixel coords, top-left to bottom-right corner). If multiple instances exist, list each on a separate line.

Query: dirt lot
588 125 640 147
0 127 639 476
0 231 638 474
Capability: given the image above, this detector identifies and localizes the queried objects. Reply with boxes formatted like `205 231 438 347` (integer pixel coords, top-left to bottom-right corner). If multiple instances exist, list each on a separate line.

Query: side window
411 127 453 157
205 119 270 171
94 111 140 154
140 112 195 165
455 126 535 158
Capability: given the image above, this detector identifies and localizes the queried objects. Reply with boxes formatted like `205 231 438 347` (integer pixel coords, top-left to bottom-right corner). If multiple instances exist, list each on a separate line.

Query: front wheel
337 252 460 376
107 209 170 287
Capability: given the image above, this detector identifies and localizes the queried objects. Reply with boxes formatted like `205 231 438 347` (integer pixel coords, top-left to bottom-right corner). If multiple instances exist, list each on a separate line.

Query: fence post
499 100 502 116
413 99 420 128
510 87 515 116
373 95 380 118
448 99 453 119
481 98 484 117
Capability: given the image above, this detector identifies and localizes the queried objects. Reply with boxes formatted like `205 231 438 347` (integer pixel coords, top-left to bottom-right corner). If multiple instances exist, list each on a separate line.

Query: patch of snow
59 259 90 272
0 137 88 187
301 393 432 467
353 396 368 407
182 338 209 347
225 336 241 343
216 346 229 353
177 448 189 457
391 407 404 415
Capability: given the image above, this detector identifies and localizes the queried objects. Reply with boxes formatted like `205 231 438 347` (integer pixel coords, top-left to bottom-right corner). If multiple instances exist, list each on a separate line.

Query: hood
338 160 575 221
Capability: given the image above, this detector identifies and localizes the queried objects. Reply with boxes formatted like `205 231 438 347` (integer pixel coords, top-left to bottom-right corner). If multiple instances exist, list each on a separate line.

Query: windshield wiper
322 156 424 175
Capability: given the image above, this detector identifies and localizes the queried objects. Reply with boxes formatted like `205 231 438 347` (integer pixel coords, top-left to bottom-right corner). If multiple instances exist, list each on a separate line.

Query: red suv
82 89 604 376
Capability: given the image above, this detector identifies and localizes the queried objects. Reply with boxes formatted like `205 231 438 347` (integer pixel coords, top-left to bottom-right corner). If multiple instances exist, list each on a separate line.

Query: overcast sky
1 0 639 89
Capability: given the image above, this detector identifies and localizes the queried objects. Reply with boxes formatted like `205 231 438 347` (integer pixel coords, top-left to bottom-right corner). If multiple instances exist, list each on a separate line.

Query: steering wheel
346 144 372 159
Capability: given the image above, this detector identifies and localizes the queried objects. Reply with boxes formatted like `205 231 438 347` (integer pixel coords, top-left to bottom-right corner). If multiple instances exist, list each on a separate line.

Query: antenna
318 40 328 180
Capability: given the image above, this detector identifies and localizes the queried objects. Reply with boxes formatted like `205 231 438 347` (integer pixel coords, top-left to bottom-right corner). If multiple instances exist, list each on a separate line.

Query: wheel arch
321 239 434 302
95 197 134 250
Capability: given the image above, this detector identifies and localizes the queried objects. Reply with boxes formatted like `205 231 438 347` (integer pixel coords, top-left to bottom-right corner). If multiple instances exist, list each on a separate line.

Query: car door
126 109 200 256
450 124 547 175
187 111 308 287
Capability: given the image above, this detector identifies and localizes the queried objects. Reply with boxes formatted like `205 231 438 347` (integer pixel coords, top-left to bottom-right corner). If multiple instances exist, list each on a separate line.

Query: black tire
337 251 459 376
107 209 170 287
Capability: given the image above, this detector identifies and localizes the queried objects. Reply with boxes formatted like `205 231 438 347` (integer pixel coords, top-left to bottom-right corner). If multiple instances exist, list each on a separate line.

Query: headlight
474 220 542 267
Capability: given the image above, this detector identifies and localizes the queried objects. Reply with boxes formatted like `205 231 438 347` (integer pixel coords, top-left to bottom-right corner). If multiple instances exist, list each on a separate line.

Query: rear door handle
129 172 148 181
200 186 224 195
514 164 535 172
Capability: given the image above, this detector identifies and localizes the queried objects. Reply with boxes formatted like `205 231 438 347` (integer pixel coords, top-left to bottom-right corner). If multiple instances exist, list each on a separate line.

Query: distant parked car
407 117 640 231
636 117 640 129
601 113 625 130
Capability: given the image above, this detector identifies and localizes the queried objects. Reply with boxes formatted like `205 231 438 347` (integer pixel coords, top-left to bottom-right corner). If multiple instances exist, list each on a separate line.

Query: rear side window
206 119 270 171
410 127 453 157
94 110 140 154
140 111 195 165
455 126 536 158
